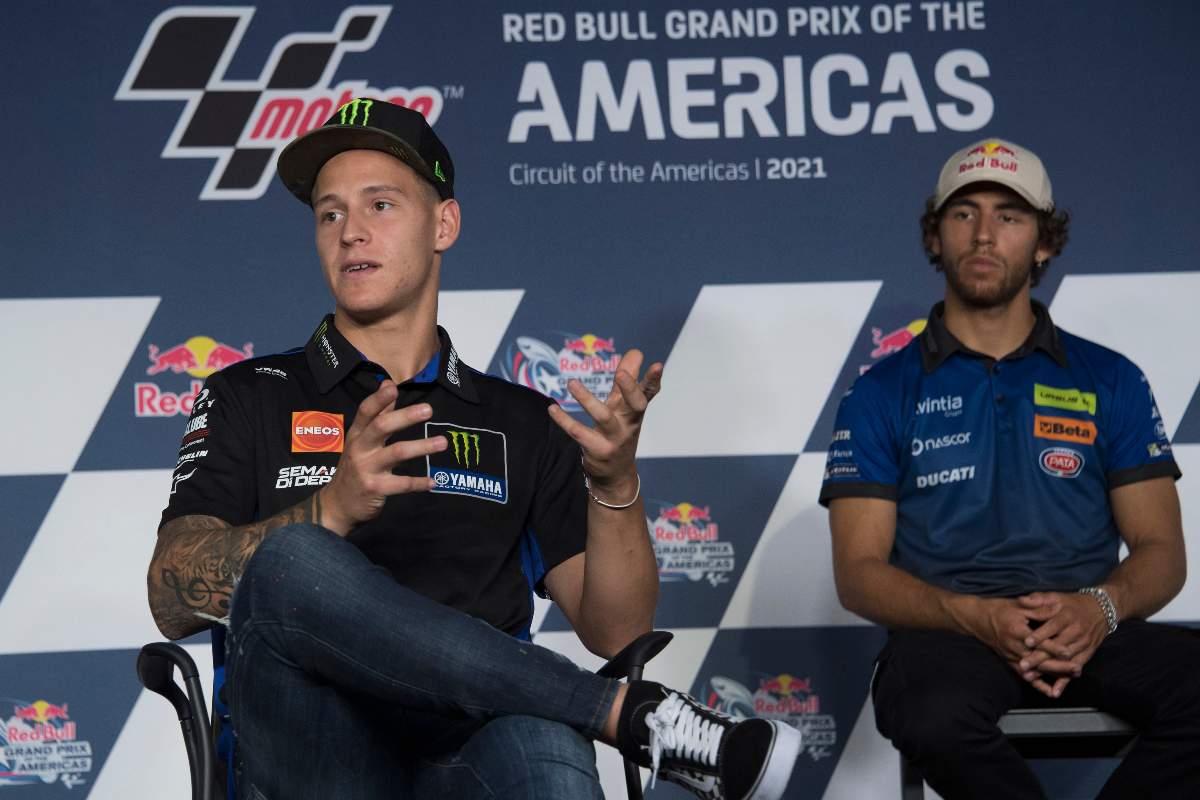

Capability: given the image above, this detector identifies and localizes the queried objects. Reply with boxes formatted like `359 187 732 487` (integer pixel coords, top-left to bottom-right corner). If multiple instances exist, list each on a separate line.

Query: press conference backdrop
2 2 1198 797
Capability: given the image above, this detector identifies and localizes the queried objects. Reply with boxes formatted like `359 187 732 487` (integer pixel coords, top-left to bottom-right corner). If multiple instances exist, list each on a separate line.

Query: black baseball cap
277 98 454 204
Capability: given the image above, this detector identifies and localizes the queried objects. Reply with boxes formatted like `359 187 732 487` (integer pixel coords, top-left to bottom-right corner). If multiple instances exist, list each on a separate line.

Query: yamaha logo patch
426 422 508 503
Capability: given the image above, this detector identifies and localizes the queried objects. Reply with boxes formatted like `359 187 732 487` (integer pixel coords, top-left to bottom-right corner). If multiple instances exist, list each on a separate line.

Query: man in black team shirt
147 99 800 800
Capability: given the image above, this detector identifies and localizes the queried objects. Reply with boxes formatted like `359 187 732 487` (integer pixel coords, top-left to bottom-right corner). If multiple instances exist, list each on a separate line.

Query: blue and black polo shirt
819 301 1180 596
160 315 589 640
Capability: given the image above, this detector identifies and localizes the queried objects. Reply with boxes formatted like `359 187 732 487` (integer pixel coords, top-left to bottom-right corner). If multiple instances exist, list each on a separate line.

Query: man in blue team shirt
820 139 1200 798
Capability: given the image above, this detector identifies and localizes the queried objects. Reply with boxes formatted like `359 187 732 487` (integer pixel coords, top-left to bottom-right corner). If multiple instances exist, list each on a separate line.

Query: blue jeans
227 524 615 799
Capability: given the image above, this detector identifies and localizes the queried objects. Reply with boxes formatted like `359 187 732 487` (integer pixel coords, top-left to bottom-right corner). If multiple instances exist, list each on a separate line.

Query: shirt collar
918 299 1067 373
305 315 480 403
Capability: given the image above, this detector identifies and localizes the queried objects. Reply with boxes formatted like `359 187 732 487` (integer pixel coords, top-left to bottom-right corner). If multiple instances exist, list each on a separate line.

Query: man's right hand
318 380 448 536
960 594 1073 697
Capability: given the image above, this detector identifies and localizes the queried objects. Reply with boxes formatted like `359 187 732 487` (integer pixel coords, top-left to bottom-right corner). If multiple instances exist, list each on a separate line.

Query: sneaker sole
743 720 802 800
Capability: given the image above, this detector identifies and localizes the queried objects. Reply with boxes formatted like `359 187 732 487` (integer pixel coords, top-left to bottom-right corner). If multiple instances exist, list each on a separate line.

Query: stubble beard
942 250 1034 310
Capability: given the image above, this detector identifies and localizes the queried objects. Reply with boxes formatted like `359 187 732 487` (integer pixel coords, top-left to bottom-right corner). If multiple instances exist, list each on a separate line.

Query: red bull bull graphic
860 318 927 374
2 699 92 788
648 500 733 586
705 674 836 762
135 336 253 417
499 331 621 411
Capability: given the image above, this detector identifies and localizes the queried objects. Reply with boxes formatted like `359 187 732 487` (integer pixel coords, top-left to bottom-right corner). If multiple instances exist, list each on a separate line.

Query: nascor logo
911 431 971 456
915 394 963 416
115 6 445 200
915 464 975 489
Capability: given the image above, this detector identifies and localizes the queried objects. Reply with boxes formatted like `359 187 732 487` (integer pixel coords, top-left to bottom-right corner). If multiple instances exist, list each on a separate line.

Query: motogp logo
115 6 444 200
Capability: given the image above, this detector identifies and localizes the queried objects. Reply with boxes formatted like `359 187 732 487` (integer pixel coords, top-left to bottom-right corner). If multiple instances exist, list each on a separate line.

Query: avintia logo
115 6 445 200
916 394 963 415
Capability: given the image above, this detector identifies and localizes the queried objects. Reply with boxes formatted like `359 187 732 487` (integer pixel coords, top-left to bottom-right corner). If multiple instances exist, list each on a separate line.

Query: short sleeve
159 371 258 528
1105 359 1182 488
818 376 901 507
524 411 589 596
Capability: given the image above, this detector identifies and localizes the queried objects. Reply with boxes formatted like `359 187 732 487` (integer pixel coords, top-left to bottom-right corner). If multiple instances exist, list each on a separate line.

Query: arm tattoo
148 493 323 639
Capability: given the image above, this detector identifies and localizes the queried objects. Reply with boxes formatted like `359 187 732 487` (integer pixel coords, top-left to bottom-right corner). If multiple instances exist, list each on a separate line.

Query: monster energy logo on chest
426 422 509 504
448 430 480 466
338 98 373 126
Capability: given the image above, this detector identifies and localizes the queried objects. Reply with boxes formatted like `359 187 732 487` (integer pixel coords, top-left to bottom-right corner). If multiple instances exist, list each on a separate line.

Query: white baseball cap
934 138 1053 212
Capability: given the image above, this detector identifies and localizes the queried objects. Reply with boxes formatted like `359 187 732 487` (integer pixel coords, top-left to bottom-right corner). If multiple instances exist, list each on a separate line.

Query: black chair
898 706 1137 799
138 630 673 800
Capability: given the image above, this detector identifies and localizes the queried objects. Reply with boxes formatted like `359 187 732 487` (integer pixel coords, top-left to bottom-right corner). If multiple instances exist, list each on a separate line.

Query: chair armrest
597 631 673 680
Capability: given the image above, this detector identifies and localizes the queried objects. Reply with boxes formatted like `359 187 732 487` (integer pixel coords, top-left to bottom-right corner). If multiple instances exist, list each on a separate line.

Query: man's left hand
547 349 663 500
1015 591 1109 696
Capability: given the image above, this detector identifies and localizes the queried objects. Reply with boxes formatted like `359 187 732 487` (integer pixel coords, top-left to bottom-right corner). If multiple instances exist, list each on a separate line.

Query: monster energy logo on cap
338 98 373 126
447 430 480 466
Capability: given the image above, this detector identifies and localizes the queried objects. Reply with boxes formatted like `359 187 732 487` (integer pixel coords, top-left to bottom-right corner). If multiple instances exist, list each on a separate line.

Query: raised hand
319 380 448 536
547 349 663 502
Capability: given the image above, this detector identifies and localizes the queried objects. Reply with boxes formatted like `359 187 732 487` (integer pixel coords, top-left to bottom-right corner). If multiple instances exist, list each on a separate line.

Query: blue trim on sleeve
517 526 548 641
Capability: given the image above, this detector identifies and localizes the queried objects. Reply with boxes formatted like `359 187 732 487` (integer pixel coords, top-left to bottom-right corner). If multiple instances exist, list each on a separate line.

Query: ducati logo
115 6 445 200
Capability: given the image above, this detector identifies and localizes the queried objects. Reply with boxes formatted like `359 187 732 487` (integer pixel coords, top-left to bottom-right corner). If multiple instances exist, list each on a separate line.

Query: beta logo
1034 414 1097 445
115 6 445 200
291 411 344 453
1040 447 1084 479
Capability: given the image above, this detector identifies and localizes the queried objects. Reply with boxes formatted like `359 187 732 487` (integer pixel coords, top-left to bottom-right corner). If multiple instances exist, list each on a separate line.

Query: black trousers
872 621 1200 799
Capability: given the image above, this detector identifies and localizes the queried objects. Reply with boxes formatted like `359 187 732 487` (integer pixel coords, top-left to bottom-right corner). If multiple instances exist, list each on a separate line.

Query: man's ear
434 199 461 254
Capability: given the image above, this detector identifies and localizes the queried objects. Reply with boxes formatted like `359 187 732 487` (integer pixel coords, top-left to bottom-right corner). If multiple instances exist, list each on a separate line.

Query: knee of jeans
232 523 341 623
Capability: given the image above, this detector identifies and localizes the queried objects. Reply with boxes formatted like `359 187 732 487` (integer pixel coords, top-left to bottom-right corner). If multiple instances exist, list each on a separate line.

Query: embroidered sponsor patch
1034 383 1097 415
291 411 345 453
1040 447 1084 478
1033 414 1096 445
426 422 508 503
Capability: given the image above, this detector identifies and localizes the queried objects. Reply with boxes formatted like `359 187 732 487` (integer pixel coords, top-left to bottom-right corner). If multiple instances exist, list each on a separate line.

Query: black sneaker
638 689 801 800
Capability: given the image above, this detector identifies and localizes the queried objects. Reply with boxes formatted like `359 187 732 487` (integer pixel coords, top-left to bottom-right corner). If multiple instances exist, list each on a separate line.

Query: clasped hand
974 592 1109 698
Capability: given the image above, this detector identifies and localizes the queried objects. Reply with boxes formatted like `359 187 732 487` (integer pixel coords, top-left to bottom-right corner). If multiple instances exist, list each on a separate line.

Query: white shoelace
644 692 724 789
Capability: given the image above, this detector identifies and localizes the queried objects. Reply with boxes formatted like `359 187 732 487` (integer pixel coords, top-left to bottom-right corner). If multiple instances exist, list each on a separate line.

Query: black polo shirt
161 316 589 638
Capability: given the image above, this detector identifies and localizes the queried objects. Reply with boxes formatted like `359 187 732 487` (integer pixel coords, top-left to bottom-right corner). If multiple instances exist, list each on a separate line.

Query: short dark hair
919 195 1070 287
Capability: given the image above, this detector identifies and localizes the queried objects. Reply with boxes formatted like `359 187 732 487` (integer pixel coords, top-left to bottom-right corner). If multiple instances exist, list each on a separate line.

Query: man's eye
320 211 342 223
373 201 393 211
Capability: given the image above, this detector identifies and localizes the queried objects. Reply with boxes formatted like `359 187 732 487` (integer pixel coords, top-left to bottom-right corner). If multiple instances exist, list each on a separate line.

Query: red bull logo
137 336 253 418
860 318 927 373
654 502 718 542
147 336 253 379
754 674 820 715
966 141 1017 158
563 334 616 356
13 700 69 724
758 674 811 697
560 334 620 373
8 700 77 744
